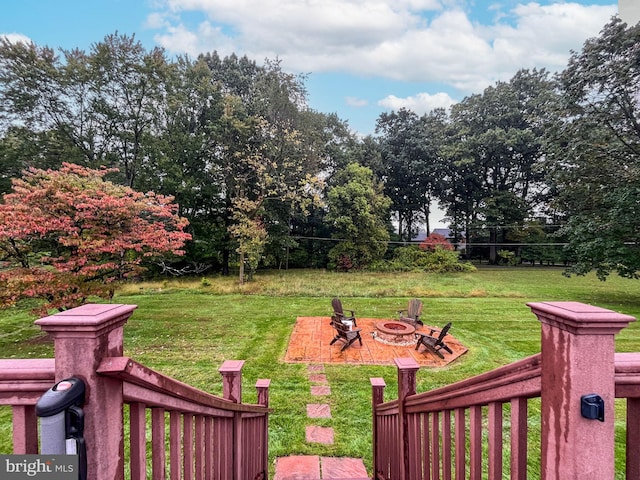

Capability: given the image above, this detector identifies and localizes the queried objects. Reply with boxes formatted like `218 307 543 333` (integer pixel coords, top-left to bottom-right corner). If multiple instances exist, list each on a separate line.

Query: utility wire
290 235 569 246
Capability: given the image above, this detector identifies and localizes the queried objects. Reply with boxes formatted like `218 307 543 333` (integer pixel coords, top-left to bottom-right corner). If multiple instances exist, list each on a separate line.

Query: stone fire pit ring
374 320 416 346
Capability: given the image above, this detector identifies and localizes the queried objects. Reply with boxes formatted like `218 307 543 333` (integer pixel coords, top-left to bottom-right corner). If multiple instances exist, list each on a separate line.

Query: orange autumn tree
0 163 191 315
419 232 454 252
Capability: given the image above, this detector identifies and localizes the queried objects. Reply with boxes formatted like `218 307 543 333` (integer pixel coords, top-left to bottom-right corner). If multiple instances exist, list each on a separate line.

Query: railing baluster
169 411 181 480
194 415 205 480
487 402 503 480
442 410 451 480
422 412 431 480
627 398 640 479
389 416 397 479
431 410 444 480
381 415 392 479
11 405 38 454
510 397 527 480
204 416 213 480
212 417 221 480
151 408 166 480
183 413 194 480
469 405 482 480
407 413 420 479
454 408 465 480
130 402 147 480
224 417 234 479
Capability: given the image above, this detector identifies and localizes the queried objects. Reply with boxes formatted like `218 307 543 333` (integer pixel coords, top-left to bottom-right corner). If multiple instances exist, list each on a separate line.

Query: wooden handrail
97 356 271 414
0 359 55 405
0 359 55 381
406 354 541 411
372 302 638 480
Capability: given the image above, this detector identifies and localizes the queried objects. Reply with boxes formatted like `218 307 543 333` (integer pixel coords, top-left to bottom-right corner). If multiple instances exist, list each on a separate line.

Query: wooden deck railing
0 304 271 480
371 301 638 480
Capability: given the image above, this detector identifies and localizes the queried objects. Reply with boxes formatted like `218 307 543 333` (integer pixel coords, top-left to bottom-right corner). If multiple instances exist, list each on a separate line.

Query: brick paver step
309 373 328 384
274 455 320 480
306 403 331 418
311 385 331 396
273 455 368 480
306 425 334 444
321 456 368 479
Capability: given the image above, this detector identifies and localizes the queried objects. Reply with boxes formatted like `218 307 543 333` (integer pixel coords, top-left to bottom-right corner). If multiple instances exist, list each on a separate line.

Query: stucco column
35 303 137 480
528 301 635 480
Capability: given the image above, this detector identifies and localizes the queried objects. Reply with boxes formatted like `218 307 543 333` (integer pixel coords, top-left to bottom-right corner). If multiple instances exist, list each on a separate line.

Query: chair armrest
415 329 438 338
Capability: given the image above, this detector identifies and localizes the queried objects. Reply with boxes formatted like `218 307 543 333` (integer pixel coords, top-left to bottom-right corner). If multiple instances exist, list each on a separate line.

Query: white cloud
149 1 617 94
378 91 457 114
488 3 616 74
345 96 369 107
1 33 32 45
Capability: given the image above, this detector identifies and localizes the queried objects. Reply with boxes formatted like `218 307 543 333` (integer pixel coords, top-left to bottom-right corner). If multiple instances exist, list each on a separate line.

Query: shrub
498 249 519 266
422 247 476 273
419 232 454 252
367 245 475 273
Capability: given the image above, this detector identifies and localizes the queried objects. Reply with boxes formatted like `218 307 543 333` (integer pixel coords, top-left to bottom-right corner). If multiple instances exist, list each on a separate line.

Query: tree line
1 16 639 281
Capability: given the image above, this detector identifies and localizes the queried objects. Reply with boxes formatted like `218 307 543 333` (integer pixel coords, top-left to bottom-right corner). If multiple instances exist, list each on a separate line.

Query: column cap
35 304 137 337
218 360 245 374
370 377 386 387
255 379 271 388
528 301 635 335
394 357 420 371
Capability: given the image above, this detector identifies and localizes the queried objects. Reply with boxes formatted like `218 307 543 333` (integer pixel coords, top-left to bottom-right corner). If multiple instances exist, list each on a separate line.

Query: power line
290 235 569 247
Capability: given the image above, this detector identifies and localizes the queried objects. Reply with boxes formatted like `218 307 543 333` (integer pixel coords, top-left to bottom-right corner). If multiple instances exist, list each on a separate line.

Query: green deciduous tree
376 108 446 241
442 69 554 261
547 18 640 279
326 163 391 270
0 34 170 187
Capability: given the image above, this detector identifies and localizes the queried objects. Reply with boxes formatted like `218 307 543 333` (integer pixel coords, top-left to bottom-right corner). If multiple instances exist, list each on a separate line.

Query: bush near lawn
1 268 640 477
369 245 476 273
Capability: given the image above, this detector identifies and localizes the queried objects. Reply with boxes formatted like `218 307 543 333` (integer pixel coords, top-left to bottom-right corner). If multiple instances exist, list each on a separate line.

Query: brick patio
284 317 467 366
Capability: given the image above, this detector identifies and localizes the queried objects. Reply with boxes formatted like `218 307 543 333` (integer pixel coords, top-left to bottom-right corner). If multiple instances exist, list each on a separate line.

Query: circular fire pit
374 321 416 346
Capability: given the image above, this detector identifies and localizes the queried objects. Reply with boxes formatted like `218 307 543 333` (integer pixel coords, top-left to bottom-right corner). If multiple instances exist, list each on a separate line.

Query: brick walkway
275 318 467 479
273 364 369 480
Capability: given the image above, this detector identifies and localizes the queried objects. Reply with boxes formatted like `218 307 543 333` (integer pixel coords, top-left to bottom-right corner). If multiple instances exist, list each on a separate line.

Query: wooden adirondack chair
329 317 363 351
415 322 453 359
398 298 424 327
331 297 357 327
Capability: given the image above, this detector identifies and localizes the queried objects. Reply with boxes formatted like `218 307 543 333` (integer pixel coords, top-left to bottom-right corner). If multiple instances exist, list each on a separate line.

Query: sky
0 0 620 136
0 0 622 227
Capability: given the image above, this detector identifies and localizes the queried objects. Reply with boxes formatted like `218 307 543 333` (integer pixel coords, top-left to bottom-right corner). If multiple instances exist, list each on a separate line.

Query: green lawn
2 267 640 476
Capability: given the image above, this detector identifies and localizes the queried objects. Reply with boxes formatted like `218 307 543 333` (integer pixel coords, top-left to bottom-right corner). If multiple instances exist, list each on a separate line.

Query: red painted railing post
528 301 635 480
395 357 420 480
219 360 245 480
370 377 386 479
256 378 271 407
35 303 137 480
256 379 271 480
219 359 245 403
